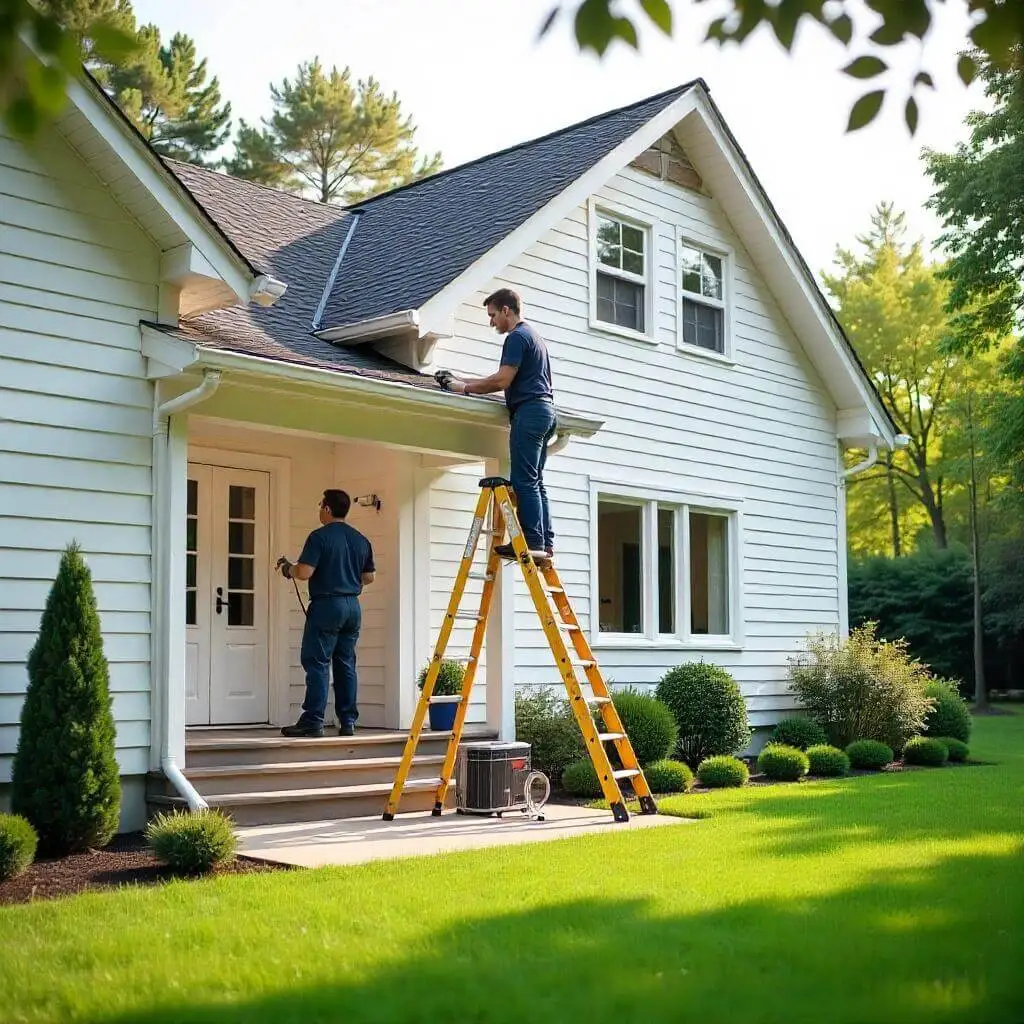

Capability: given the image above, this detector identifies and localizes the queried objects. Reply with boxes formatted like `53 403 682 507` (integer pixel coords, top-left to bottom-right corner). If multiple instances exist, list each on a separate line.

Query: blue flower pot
428 701 458 731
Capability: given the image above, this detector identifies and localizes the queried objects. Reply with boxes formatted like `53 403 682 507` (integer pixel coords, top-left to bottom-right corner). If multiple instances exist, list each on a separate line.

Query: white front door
185 464 271 725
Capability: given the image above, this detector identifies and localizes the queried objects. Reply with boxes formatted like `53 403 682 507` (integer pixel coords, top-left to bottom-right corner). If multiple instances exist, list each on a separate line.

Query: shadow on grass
102 846 1023 1024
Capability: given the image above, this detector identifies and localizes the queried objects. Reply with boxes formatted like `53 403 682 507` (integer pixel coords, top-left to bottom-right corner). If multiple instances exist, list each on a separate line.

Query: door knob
215 586 225 614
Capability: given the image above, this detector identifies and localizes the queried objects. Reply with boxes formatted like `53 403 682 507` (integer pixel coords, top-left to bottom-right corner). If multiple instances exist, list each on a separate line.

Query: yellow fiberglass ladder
382 476 658 824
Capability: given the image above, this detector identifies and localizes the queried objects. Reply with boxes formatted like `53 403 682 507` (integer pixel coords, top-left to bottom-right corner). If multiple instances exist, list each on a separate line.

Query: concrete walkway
237 802 688 868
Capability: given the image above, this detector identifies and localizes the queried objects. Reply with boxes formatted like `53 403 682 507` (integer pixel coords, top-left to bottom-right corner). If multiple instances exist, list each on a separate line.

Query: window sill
591 635 743 652
676 343 736 367
588 318 659 346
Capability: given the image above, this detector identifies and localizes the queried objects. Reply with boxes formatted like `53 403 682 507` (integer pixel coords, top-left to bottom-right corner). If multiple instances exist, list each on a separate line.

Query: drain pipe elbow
157 368 222 418
161 755 208 811
843 443 878 480
547 429 572 456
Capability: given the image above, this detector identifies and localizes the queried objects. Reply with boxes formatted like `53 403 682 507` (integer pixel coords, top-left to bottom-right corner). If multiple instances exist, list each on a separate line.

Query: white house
0 68 897 829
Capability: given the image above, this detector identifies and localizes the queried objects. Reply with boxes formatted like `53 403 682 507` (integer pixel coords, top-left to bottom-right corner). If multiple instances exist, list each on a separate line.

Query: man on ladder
435 287 556 564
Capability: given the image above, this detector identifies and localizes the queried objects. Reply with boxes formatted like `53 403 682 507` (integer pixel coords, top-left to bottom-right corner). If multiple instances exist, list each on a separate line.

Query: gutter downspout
154 369 223 812
842 444 878 480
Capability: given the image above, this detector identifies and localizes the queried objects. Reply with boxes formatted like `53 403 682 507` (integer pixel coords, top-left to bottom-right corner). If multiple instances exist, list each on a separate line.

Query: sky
131 0 986 282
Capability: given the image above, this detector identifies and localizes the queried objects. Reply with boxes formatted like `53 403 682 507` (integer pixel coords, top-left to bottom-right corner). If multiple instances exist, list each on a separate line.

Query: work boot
338 723 356 737
281 722 324 738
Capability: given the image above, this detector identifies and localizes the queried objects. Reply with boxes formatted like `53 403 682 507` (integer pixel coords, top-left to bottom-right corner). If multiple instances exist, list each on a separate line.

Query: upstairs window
593 209 649 336
680 243 727 354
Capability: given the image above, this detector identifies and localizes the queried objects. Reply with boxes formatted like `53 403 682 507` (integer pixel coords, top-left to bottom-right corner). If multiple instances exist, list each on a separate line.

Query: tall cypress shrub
11 542 121 854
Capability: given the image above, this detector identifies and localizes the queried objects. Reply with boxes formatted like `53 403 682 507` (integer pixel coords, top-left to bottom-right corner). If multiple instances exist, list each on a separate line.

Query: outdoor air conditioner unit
455 741 549 820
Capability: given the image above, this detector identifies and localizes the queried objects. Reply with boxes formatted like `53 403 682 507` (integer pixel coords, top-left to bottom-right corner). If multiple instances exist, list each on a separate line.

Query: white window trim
587 197 657 345
588 480 745 651
676 234 735 361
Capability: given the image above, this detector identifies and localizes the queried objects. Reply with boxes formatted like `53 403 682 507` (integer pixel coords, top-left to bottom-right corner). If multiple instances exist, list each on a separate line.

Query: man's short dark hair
483 288 521 316
322 489 351 519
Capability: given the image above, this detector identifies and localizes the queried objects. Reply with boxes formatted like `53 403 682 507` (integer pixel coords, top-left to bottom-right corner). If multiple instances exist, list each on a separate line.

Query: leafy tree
224 58 442 203
105 25 231 164
824 204 961 551
541 0 1024 133
11 542 121 855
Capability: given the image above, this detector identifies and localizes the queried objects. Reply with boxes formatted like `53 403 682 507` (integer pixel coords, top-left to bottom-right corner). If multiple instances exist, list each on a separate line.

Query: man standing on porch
276 489 375 738
435 288 557 562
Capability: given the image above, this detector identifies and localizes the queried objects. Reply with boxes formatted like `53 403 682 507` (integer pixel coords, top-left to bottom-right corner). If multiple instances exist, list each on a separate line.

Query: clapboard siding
431 164 841 723
0 121 158 788
428 464 488 724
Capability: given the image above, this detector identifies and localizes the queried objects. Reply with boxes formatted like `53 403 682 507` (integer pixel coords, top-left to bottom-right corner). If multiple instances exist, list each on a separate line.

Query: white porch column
485 456 516 740
152 412 189 765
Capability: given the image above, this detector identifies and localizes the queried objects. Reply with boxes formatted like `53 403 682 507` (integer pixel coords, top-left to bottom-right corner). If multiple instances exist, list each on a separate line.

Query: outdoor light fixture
354 493 382 512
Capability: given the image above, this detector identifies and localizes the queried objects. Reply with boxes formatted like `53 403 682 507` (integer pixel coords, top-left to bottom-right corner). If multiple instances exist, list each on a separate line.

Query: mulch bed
0 832 292 908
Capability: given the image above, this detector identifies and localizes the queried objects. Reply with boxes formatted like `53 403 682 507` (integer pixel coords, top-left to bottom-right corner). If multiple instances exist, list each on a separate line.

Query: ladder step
557 622 580 632
468 572 495 581
598 732 626 742
454 613 483 621
613 769 640 780
428 695 463 704
543 586 564 594
591 695 613 705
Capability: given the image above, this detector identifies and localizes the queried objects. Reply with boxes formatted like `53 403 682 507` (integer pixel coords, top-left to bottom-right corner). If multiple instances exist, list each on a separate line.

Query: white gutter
318 309 421 345
157 367 222 416
843 433 910 480
188 344 605 438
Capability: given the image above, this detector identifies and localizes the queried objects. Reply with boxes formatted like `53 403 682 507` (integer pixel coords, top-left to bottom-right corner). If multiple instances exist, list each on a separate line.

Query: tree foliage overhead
224 58 442 204
541 0 1024 133
824 203 962 552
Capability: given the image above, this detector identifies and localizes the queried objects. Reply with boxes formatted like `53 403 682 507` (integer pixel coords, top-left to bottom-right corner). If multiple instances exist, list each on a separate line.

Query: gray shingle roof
156 81 697 383
321 82 697 328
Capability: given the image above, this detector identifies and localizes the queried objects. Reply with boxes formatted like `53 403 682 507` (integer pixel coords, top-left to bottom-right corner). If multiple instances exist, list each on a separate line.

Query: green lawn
2 712 1022 1024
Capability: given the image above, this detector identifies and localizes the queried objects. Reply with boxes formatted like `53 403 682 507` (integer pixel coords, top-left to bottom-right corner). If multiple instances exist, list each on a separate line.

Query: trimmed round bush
903 736 949 767
0 813 38 882
806 744 850 777
938 736 969 763
655 662 751 768
846 739 894 771
769 716 828 750
757 744 809 781
609 690 679 766
643 759 693 793
561 758 603 797
922 680 972 744
515 689 586 780
145 809 238 874
696 755 749 788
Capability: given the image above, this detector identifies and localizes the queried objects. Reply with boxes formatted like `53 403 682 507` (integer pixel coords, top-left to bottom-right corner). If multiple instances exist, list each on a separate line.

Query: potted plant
418 659 465 731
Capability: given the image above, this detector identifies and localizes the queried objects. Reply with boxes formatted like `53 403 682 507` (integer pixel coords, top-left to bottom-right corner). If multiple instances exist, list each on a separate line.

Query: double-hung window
594 490 738 645
680 241 728 355
591 205 650 337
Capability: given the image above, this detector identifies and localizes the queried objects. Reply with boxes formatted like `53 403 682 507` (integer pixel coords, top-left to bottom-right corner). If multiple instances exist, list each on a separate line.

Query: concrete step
172 754 448 797
185 727 496 769
148 777 454 826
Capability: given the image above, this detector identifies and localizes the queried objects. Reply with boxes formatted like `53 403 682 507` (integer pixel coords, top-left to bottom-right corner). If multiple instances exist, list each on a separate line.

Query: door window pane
690 512 729 635
228 556 254 590
185 478 199 626
658 508 675 634
229 485 256 519
228 591 254 627
597 501 643 633
228 522 254 555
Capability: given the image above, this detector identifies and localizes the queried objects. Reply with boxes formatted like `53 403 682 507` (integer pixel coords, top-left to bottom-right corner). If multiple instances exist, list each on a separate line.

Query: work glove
434 369 455 390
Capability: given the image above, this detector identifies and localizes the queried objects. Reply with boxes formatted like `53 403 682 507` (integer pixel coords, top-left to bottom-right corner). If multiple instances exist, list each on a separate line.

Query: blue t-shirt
500 321 553 413
298 521 375 599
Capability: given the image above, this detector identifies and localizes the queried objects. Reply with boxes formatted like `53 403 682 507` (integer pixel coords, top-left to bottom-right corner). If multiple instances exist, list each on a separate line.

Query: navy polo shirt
501 321 553 413
298 521 375 599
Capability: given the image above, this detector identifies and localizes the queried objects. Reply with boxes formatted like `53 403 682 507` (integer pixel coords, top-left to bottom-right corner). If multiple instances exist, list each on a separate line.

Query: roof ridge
348 78 705 211
162 157 350 216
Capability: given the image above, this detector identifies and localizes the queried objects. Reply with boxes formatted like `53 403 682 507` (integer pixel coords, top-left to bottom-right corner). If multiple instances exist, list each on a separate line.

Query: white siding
0 122 159 785
431 166 840 726
428 464 488 725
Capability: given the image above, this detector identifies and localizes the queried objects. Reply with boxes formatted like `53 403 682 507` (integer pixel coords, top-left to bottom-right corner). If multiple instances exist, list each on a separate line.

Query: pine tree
106 26 232 165
11 542 121 855
225 58 442 203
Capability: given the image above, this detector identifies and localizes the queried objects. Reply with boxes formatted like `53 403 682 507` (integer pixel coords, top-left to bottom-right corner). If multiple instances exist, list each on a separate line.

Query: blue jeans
509 398 557 551
298 596 361 728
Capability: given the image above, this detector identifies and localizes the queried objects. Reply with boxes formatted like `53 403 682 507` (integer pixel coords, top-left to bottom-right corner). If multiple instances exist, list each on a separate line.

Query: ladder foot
610 801 630 823
431 802 444 816
639 795 659 816
382 811 395 821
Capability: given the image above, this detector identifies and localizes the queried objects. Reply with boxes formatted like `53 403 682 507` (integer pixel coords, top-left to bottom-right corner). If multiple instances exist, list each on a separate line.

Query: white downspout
154 369 223 812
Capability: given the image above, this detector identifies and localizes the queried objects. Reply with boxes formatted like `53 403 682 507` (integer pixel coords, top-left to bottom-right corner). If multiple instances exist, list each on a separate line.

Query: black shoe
494 543 516 560
281 722 324 738
338 723 356 737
